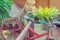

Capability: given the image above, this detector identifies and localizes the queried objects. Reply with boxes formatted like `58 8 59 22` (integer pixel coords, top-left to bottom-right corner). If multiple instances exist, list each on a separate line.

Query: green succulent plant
32 7 59 24
32 7 59 19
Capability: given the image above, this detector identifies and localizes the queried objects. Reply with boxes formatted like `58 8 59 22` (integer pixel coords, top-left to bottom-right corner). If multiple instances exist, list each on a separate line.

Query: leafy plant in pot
32 7 59 30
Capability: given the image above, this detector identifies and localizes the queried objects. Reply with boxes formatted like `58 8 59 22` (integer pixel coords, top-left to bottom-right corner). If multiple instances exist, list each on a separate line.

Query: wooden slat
50 0 60 9
13 0 49 8
13 0 26 8
35 0 49 8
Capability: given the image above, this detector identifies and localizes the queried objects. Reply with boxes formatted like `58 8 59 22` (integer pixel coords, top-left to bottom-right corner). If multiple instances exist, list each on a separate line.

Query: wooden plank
50 0 60 9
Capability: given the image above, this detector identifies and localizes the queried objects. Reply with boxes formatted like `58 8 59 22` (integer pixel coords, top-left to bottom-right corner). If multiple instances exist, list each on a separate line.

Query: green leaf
0 0 13 26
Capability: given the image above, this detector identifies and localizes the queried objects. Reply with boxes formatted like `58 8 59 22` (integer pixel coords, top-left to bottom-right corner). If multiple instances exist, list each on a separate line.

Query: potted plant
32 7 59 30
